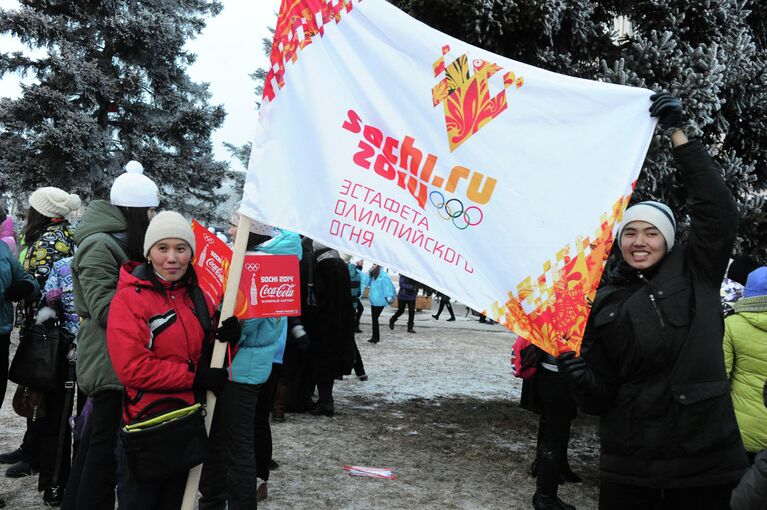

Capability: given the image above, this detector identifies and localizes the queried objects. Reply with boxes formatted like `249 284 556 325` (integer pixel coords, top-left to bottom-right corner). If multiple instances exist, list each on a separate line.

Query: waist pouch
120 398 208 481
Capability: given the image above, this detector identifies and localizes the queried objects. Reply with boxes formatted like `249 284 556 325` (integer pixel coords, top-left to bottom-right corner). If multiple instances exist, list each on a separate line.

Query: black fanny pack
120 397 208 481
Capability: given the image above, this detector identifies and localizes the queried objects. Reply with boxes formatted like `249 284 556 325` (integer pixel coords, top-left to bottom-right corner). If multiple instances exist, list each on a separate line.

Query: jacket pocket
656 276 692 327
600 388 640 455
671 381 741 455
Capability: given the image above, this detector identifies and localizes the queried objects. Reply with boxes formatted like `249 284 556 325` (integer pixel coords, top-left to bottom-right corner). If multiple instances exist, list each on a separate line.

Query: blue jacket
230 231 302 385
366 271 396 307
0 241 38 334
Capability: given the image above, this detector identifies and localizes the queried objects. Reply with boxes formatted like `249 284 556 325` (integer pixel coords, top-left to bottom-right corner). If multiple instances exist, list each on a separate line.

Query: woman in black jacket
557 94 748 509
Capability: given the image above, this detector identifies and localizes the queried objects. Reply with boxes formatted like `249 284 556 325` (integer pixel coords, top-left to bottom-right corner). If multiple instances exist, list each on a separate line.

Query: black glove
193 365 228 396
290 324 311 352
556 351 598 394
215 316 241 346
649 92 684 130
4 280 35 302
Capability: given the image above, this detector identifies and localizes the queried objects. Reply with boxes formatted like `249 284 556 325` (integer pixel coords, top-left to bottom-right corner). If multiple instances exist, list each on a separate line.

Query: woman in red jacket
106 211 237 509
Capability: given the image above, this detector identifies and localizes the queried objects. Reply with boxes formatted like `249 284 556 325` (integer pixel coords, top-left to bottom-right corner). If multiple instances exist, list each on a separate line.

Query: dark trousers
0 333 9 408
62 390 121 510
20 386 71 490
352 338 365 376
115 435 186 510
599 481 735 510
370 306 384 342
534 368 576 498
37 387 72 491
434 299 455 319
200 381 262 510
354 298 364 328
391 299 415 329
255 364 281 481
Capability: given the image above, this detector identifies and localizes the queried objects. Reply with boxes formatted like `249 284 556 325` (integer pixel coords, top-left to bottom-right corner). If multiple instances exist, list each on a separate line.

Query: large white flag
241 0 655 355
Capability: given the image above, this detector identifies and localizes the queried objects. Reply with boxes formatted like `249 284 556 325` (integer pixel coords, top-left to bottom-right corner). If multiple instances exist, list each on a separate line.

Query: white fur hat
143 211 195 257
110 160 160 208
619 200 676 252
29 187 81 218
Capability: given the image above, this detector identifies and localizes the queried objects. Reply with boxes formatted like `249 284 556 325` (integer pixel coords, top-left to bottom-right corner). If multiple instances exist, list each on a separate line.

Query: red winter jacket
107 262 215 422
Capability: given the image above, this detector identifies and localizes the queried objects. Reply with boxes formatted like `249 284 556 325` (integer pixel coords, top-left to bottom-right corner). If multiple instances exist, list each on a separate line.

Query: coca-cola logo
260 283 296 299
205 259 224 282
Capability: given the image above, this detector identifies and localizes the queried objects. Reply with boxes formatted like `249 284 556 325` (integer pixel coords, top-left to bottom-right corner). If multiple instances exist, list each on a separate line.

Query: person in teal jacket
364 264 396 343
200 218 302 510
0 239 39 509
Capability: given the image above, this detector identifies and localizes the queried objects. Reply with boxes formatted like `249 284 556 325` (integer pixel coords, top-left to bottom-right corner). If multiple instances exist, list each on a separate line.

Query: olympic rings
244 263 261 273
428 190 484 230
203 233 215 244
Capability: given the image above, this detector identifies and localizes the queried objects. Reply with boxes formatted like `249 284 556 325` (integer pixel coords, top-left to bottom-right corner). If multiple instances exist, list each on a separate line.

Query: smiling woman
106 210 231 509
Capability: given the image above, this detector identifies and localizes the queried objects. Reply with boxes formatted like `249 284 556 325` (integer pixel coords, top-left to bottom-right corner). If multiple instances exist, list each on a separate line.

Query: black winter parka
577 139 748 488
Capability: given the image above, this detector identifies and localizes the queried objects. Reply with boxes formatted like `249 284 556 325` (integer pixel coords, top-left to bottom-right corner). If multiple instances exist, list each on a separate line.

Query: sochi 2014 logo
432 44 525 152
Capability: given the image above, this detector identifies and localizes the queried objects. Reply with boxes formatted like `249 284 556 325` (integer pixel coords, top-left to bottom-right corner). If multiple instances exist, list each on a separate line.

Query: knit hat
229 205 277 237
744 267 767 298
143 211 195 257
619 201 676 252
29 187 81 218
111 160 160 208
728 255 761 286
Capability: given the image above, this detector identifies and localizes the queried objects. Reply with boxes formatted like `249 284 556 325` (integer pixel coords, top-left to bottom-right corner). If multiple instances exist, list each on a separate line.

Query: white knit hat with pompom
110 160 160 208
29 187 81 218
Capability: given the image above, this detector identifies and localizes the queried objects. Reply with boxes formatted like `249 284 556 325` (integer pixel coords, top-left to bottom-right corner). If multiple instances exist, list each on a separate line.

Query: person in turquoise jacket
200 217 302 510
0 239 39 509
364 264 396 344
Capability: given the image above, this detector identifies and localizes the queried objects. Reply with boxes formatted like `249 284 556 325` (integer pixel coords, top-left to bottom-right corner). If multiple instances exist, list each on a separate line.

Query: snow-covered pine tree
0 0 230 219
392 0 767 258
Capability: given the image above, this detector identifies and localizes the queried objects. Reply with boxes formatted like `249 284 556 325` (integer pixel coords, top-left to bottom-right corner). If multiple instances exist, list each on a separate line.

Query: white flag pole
181 212 252 509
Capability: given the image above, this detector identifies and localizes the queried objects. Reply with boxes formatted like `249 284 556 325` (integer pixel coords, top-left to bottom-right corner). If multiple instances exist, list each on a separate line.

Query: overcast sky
0 0 281 171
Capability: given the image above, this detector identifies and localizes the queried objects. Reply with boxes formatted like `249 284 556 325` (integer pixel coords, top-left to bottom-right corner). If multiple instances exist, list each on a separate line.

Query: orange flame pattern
264 0 360 102
432 45 524 152
486 193 632 356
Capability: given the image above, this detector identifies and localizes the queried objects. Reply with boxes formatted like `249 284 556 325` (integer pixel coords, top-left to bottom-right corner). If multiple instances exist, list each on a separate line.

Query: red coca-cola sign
235 255 301 319
192 220 301 319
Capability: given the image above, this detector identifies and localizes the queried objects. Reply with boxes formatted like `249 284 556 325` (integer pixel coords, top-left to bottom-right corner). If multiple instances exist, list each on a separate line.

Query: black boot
532 448 575 510
560 453 582 484
309 398 334 417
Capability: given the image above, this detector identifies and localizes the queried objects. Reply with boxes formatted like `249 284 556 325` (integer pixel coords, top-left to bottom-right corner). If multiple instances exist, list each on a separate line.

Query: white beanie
143 211 196 257
29 187 81 218
619 200 676 252
111 160 160 208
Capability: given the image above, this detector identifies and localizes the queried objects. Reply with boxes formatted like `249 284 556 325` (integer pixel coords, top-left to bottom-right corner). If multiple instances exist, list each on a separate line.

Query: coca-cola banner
191 221 231 306
191 221 302 319
235 254 301 318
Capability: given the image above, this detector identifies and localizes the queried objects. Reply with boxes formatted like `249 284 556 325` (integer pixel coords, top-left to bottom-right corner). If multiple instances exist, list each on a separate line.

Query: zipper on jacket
637 272 666 329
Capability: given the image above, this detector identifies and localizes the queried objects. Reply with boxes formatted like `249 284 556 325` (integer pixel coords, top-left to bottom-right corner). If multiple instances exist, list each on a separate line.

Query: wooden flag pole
181 213 252 510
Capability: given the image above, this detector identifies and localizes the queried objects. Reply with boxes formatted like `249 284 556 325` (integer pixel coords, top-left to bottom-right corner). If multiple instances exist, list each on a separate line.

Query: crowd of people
0 92 763 510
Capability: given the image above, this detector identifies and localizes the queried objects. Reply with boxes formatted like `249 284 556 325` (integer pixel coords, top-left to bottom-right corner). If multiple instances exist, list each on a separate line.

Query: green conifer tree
0 0 230 219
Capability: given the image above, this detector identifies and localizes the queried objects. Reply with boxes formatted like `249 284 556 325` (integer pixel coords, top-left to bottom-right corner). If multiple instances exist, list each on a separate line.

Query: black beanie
728 255 761 286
